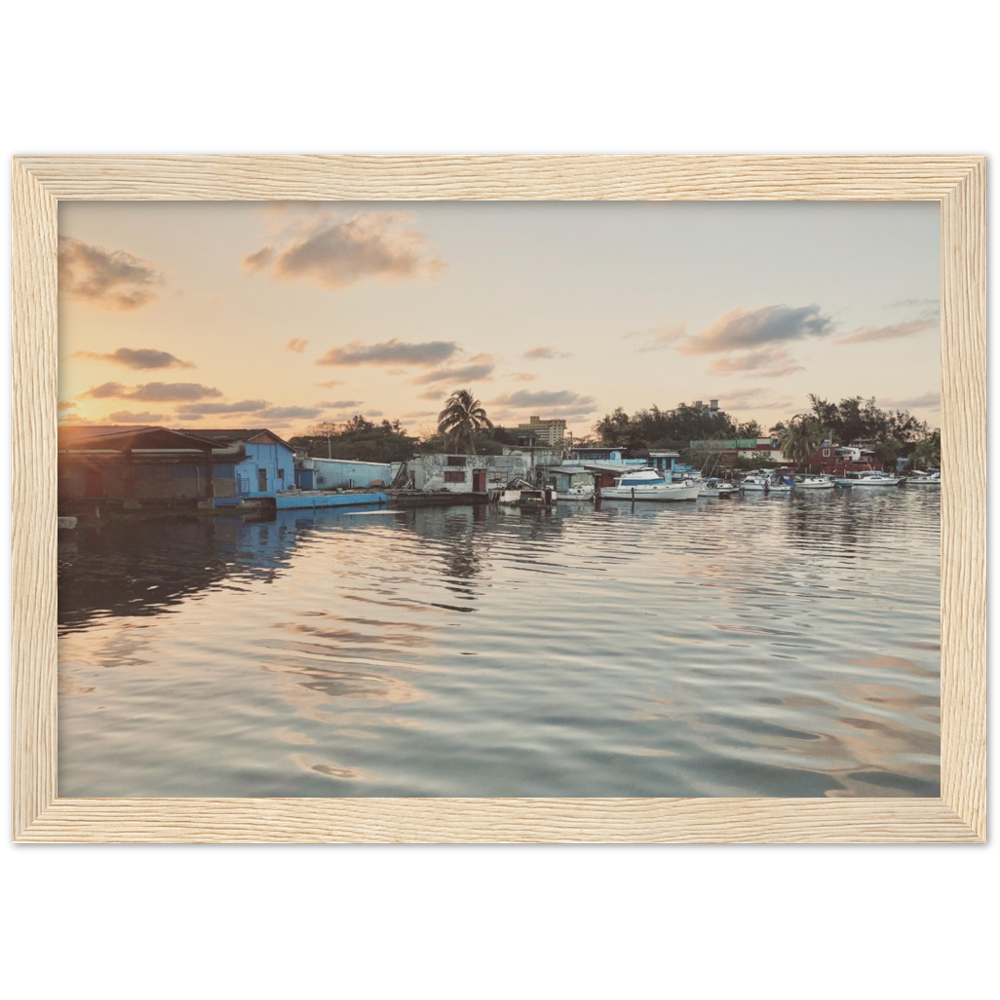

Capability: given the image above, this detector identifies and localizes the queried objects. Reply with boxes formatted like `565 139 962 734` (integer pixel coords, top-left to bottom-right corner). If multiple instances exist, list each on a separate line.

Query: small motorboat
834 471 905 487
794 476 835 490
697 478 736 498
907 470 941 486
555 484 595 501
739 473 794 493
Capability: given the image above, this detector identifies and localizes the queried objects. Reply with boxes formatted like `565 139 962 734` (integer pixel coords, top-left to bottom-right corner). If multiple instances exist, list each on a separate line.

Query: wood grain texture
10 154 987 843
11 159 59 840
16 798 982 843
939 159 987 841
12 154 986 201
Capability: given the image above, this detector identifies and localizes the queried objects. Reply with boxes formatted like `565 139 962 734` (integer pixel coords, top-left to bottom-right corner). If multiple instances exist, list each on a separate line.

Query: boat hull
600 483 700 502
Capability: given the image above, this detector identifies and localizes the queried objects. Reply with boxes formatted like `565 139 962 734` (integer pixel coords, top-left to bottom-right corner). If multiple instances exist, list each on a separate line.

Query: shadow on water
58 507 391 630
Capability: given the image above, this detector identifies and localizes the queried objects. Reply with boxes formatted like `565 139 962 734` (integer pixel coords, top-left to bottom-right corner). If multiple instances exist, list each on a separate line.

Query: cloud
698 388 794 412
625 321 688 353
366 410 384 417
83 381 222 402
837 318 938 345
522 346 572 360
242 210 445 290
57 400 76 412
286 338 309 353
509 372 537 382
680 305 834 355
708 346 805 378
73 347 194 370
410 353 497 385
175 399 269 416
316 379 345 388
317 338 458 367
318 399 363 408
879 391 941 411
258 405 323 420
58 236 163 310
107 410 167 423
489 389 596 409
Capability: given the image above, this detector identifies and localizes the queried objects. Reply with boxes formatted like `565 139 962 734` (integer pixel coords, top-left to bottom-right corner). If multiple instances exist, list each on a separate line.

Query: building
58 425 223 508
185 429 296 504
406 452 531 493
516 415 567 447
688 437 786 463
571 445 626 463
806 443 881 474
295 456 394 491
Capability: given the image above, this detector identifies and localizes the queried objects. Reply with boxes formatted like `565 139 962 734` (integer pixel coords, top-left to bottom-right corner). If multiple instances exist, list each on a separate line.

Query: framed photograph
12 155 985 842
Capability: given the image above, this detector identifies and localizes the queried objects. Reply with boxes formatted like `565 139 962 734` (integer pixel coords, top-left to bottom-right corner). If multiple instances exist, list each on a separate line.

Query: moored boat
739 472 794 493
833 471 905 487
600 467 700 502
697 478 736 498
555 484 595 501
907 470 941 486
794 475 835 490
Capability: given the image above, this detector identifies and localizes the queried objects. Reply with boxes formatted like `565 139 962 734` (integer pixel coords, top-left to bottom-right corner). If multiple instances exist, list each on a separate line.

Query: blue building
188 428 296 503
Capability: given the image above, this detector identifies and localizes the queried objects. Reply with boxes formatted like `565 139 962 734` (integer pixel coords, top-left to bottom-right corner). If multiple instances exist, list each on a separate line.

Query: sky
57 200 941 439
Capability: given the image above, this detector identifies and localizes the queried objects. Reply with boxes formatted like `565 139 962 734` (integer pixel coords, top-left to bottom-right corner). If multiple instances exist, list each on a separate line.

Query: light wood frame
12 155 986 843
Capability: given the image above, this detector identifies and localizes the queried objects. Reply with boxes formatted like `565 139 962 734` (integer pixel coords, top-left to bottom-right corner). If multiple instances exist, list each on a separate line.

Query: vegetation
290 415 417 464
437 389 493 455
779 414 827 467
912 429 941 470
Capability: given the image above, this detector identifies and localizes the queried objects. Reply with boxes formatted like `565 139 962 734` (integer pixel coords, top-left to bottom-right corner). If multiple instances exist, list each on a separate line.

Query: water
58 489 941 797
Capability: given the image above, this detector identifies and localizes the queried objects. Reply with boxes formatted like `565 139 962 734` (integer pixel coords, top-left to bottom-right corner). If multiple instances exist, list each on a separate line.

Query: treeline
590 395 939 470
290 415 526 463
590 403 762 453
290 416 418 464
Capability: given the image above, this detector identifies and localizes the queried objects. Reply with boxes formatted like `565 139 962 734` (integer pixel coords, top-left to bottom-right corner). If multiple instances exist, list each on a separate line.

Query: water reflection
58 491 941 798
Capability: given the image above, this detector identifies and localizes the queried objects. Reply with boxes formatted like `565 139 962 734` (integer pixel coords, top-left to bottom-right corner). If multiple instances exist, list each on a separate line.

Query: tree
437 389 493 454
779 415 827 469
912 429 941 470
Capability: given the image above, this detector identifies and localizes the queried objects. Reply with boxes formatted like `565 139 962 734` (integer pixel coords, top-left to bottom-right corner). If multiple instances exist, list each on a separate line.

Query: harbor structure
688 436 787 464
295 456 395 491
406 452 532 493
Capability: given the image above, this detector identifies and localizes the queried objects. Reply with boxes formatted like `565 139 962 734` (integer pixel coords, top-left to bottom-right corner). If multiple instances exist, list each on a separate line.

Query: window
277 468 285 481
446 456 466 466
822 448 831 457
444 470 466 483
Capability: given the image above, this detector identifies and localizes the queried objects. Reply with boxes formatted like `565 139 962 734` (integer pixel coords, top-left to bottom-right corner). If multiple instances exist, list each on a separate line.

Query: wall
304 457 392 490
410 453 530 492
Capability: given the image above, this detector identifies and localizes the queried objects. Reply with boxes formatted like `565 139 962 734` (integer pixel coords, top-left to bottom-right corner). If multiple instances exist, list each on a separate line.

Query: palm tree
437 389 493 454
779 415 827 470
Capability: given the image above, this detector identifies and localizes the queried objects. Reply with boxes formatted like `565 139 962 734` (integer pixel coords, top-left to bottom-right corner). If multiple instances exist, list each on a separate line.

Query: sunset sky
58 200 941 439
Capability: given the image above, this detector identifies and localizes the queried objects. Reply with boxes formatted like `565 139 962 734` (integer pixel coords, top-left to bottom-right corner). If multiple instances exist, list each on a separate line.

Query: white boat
907 471 941 486
555 484 595 501
739 473 794 493
600 467 700 502
834 471 905 487
794 476 835 490
697 478 737 498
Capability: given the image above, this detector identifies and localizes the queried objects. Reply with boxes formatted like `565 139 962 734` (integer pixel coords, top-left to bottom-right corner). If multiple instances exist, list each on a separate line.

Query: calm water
58 489 941 797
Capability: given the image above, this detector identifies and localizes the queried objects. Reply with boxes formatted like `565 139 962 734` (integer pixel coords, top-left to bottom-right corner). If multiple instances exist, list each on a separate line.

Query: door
472 468 486 491
258 468 268 492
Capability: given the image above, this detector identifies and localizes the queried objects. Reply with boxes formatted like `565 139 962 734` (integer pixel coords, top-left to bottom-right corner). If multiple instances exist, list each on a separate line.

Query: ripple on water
58 489 941 797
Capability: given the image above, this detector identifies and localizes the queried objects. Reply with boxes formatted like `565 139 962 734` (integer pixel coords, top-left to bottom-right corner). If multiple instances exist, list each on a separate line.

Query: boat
739 472 794 493
554 484 595 501
907 470 941 486
498 477 557 507
833 471 906 487
794 475 835 490
600 467 700 502
697 478 736 498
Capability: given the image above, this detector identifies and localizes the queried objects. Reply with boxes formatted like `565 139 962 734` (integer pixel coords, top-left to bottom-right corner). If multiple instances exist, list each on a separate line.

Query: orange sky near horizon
57 200 942 440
